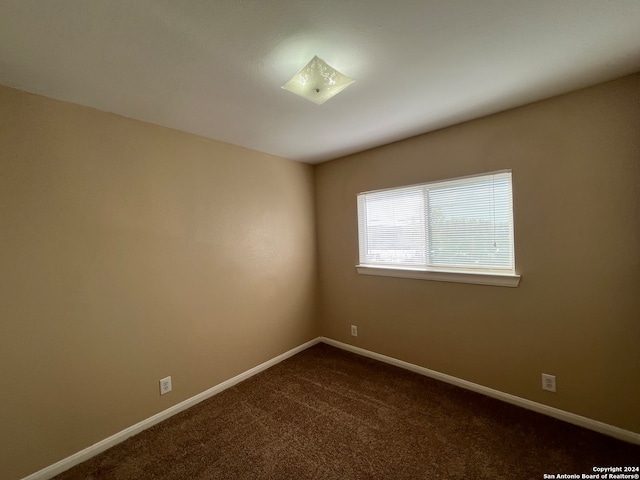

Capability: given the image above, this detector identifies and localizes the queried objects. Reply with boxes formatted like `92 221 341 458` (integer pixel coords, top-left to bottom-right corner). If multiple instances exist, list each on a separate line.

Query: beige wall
0 86 318 479
315 74 640 433
2 73 639 479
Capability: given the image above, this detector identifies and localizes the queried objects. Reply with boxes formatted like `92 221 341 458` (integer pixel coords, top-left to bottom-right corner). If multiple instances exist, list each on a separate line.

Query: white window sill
355 265 521 287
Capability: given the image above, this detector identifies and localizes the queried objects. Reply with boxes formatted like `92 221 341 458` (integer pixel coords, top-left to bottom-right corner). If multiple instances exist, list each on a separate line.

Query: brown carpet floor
53 343 639 479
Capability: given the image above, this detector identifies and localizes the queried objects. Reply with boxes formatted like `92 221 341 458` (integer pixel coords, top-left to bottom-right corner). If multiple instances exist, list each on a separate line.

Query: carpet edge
320 337 640 446
21 337 322 480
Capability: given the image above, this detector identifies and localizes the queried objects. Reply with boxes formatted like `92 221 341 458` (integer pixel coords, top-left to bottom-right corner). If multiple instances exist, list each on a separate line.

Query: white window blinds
357 171 515 274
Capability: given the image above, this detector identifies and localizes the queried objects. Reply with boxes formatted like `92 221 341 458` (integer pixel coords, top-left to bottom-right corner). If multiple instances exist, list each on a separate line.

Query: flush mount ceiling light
282 55 354 105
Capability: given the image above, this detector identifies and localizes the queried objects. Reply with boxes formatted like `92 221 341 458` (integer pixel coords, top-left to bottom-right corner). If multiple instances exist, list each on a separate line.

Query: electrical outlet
160 376 172 395
351 325 358 337
541 373 556 392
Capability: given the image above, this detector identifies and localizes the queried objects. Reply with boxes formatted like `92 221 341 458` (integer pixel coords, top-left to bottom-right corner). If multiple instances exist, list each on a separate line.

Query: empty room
1 1 639 479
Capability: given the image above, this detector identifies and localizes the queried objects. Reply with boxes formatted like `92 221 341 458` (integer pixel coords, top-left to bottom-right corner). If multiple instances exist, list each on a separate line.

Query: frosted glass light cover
282 56 354 105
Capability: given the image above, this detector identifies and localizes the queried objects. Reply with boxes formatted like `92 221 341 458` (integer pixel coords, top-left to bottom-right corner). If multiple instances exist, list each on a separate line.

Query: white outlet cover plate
160 376 172 395
541 373 556 392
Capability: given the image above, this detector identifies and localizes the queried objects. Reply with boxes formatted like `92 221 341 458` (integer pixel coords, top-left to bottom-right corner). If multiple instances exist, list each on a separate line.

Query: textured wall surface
2 72 639 479
0 86 318 479
315 73 640 434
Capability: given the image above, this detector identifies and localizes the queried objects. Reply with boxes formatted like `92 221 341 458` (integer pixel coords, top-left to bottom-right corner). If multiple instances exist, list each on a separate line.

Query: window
356 170 520 287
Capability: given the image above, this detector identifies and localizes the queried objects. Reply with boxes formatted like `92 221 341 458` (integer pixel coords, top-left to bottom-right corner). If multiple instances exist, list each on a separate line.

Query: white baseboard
21 337 321 480
320 337 640 445
22 335 639 479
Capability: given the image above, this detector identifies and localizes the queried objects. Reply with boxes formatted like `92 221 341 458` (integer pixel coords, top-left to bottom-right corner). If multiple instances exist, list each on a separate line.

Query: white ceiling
1 1 639 164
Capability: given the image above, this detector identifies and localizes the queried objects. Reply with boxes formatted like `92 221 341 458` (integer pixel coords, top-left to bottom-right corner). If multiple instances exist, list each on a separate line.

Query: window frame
356 170 521 287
